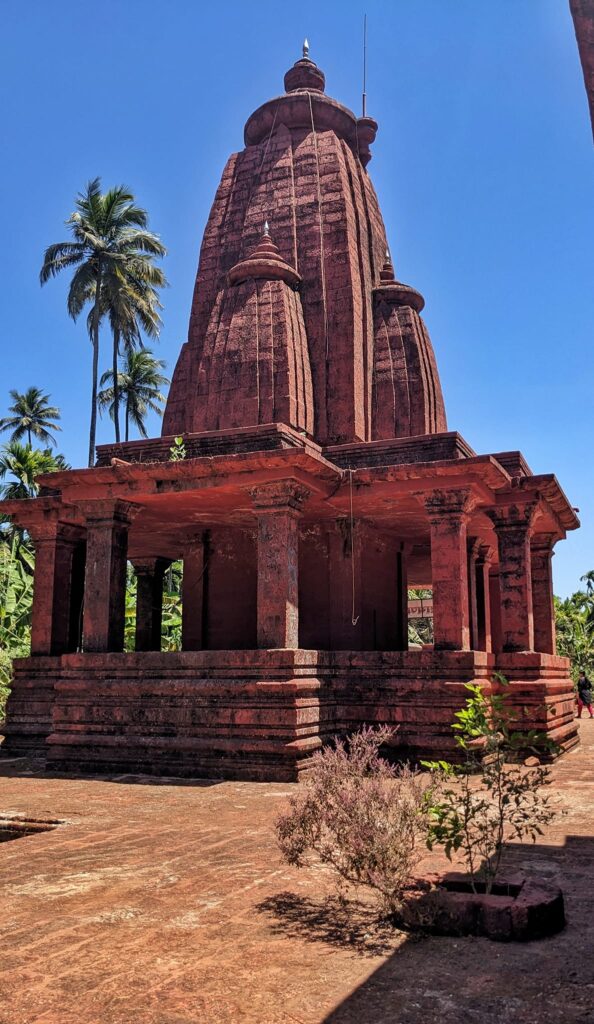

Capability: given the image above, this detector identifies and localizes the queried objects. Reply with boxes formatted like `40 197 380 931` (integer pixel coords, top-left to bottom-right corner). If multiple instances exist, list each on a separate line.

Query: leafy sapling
423 676 556 894
169 436 187 462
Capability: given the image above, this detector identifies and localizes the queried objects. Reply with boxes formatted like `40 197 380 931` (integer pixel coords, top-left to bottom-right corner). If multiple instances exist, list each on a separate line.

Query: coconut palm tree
98 349 169 442
91 269 164 443
0 442 67 500
40 178 166 466
0 388 61 447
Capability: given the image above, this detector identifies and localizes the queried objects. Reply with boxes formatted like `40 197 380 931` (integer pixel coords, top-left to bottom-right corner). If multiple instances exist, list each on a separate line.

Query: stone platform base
2 650 578 781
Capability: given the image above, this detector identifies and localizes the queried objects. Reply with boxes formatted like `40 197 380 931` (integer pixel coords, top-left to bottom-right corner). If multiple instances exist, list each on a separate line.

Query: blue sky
0 0 592 597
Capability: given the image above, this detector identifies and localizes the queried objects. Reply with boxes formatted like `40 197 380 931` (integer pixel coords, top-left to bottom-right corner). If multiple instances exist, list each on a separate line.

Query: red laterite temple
1 47 580 779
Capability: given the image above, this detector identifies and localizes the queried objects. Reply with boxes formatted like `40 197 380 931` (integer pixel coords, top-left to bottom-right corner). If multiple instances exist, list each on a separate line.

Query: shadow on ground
257 891 400 957
0 751 222 787
315 835 594 1024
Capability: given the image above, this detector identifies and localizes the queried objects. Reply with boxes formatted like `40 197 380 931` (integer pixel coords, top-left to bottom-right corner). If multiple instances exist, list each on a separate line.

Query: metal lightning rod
362 14 367 117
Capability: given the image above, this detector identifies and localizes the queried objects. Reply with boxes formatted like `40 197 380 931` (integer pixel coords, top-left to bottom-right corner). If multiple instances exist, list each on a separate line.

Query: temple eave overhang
7 429 575 544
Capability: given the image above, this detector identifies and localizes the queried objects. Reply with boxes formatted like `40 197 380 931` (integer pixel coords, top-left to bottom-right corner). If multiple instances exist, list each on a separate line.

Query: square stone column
475 544 494 653
425 489 474 651
488 501 537 653
29 520 85 656
489 567 503 654
531 533 557 655
395 543 409 651
467 538 481 650
250 481 309 649
182 534 208 651
81 500 139 653
132 558 170 652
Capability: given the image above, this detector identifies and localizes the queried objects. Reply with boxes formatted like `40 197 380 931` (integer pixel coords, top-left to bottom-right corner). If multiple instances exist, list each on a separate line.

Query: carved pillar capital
486 499 538 534
476 543 495 566
422 488 476 524
530 532 557 555
131 557 170 578
249 480 310 513
79 498 142 527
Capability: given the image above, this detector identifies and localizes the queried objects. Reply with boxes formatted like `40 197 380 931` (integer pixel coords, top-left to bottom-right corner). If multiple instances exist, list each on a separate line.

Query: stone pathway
0 721 593 1024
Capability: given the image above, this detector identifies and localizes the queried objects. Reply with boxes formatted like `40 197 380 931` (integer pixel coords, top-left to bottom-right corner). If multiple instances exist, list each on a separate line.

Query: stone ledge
404 872 565 941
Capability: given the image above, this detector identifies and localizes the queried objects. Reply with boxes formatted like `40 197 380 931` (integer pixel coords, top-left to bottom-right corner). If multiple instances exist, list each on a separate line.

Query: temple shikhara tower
1 47 580 778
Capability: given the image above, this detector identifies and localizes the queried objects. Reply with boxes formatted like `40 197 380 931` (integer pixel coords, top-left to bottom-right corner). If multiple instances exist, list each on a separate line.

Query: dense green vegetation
555 573 594 680
0 178 171 719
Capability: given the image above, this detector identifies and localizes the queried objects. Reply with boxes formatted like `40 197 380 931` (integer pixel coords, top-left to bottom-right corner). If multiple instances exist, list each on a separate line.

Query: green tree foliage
407 587 433 646
0 387 61 447
40 178 166 464
423 678 556 893
123 561 182 653
0 442 66 500
555 573 594 679
98 349 169 441
0 534 34 719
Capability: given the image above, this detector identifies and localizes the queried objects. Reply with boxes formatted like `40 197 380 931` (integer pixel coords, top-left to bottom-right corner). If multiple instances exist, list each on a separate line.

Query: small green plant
169 436 187 462
275 727 432 915
423 676 556 893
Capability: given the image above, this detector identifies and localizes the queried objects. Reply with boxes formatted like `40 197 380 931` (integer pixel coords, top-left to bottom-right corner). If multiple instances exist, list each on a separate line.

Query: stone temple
1 47 580 779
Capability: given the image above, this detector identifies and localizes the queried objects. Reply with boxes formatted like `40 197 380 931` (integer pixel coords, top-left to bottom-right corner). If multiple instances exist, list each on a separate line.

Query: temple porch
1 427 580 779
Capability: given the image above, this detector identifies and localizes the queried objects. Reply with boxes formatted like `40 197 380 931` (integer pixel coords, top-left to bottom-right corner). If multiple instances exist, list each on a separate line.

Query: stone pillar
182 534 208 651
488 502 537 653
467 538 480 651
81 500 138 653
425 489 473 651
395 544 409 651
531 533 557 655
133 558 169 652
29 521 85 656
250 481 309 649
489 567 503 654
475 544 494 652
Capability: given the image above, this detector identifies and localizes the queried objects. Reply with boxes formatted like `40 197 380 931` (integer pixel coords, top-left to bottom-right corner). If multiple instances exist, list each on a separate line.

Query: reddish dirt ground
0 721 593 1024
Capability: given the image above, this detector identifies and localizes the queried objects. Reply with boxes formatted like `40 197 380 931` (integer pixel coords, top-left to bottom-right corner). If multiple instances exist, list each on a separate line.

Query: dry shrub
275 727 430 915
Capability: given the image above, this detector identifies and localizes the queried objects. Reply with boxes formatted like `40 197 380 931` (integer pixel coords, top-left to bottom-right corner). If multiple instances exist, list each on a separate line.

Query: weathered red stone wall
5 649 576 779
298 523 402 650
203 528 257 650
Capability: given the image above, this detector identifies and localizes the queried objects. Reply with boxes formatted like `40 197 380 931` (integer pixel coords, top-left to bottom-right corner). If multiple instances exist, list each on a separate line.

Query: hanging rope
349 469 360 626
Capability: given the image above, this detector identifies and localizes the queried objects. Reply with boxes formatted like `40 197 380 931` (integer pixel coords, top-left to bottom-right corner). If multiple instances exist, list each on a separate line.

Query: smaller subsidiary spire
380 249 395 283
228 224 301 288
303 38 309 58
376 249 425 312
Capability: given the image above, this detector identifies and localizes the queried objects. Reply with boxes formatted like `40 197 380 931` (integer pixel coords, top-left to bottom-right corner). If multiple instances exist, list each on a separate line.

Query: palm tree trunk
125 397 130 443
27 428 31 447
88 264 103 467
112 327 121 444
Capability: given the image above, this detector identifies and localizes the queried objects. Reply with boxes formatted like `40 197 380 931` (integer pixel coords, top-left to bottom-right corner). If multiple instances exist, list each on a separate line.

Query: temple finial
385 246 392 265
263 220 270 236
303 38 309 58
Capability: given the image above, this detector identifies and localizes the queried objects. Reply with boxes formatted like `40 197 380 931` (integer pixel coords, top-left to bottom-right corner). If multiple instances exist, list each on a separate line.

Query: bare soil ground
0 722 593 1024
